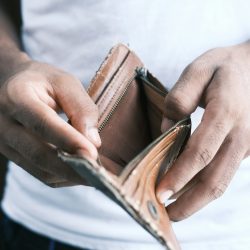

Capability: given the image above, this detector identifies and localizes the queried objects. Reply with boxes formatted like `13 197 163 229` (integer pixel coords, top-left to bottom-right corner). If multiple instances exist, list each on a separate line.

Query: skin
1 3 250 222
157 42 250 221
0 8 101 187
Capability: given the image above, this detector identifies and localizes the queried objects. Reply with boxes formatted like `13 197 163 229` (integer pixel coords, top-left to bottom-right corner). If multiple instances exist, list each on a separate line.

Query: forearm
0 8 29 83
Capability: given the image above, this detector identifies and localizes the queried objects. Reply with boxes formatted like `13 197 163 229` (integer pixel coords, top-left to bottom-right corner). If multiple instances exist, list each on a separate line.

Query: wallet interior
98 68 167 175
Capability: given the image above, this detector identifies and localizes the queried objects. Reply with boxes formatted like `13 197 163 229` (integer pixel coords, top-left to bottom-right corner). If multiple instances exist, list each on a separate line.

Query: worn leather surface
59 44 191 250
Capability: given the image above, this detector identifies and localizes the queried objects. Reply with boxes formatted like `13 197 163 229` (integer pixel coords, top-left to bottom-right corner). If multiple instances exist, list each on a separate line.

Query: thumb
53 74 101 148
162 56 217 129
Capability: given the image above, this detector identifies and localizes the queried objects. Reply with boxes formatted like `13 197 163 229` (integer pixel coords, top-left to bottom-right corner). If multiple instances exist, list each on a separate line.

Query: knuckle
184 62 198 75
206 182 227 200
6 79 21 99
54 72 81 87
183 60 209 79
204 108 228 134
193 148 213 168
209 122 229 148
213 121 228 135
5 80 27 108
4 83 31 118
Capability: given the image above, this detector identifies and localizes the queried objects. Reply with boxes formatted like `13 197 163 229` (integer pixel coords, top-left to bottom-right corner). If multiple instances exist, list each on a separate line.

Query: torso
2 1 250 249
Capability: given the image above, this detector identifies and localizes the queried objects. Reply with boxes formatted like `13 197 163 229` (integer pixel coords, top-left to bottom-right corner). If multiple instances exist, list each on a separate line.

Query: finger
1 117 85 184
52 74 101 147
169 177 199 200
157 100 232 203
162 50 219 124
11 98 98 159
167 132 245 221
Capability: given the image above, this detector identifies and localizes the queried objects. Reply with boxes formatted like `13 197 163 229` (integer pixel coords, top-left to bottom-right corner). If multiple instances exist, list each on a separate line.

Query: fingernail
87 127 101 147
158 190 174 204
161 118 175 132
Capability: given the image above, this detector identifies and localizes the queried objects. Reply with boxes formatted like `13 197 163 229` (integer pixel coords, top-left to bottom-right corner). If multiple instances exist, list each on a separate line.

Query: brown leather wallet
59 44 191 250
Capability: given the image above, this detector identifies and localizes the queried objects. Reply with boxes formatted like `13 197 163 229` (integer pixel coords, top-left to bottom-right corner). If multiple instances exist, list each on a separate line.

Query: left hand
156 41 250 221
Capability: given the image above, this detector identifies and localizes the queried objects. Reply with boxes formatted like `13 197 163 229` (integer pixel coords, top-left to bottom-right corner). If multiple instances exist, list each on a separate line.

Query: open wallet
58 44 191 250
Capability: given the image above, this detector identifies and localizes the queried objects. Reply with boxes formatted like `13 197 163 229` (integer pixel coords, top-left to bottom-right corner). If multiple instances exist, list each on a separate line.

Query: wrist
0 47 31 85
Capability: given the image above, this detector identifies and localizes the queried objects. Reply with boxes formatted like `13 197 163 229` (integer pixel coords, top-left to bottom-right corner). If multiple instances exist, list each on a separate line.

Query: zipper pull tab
135 67 147 78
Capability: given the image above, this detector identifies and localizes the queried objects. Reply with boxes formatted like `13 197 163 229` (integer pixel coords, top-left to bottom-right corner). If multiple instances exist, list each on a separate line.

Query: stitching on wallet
98 57 133 120
99 73 133 121
88 48 114 93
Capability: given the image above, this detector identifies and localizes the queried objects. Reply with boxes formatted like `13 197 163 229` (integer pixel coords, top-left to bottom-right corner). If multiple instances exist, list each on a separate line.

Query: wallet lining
98 70 167 177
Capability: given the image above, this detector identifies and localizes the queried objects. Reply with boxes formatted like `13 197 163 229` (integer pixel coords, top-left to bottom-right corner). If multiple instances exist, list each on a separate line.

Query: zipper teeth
98 73 137 132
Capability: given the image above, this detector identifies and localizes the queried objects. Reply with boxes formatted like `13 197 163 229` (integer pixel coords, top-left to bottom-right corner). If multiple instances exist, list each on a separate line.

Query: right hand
0 56 101 187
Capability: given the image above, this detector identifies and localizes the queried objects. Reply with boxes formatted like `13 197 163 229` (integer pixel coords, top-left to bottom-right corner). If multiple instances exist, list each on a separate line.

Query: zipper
98 67 160 132
98 71 138 132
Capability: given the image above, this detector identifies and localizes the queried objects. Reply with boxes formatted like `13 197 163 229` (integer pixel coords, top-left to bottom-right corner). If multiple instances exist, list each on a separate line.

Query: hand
157 41 250 221
0 57 101 187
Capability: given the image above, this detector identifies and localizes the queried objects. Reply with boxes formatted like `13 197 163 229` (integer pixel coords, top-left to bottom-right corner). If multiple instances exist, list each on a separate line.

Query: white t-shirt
2 1 250 250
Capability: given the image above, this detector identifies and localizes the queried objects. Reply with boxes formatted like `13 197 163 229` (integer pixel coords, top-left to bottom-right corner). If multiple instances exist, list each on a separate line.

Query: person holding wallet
0 1 250 249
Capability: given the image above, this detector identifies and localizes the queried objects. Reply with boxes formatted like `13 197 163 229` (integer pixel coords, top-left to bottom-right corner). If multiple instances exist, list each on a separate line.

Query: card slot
118 119 190 183
120 128 180 198
131 142 173 203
